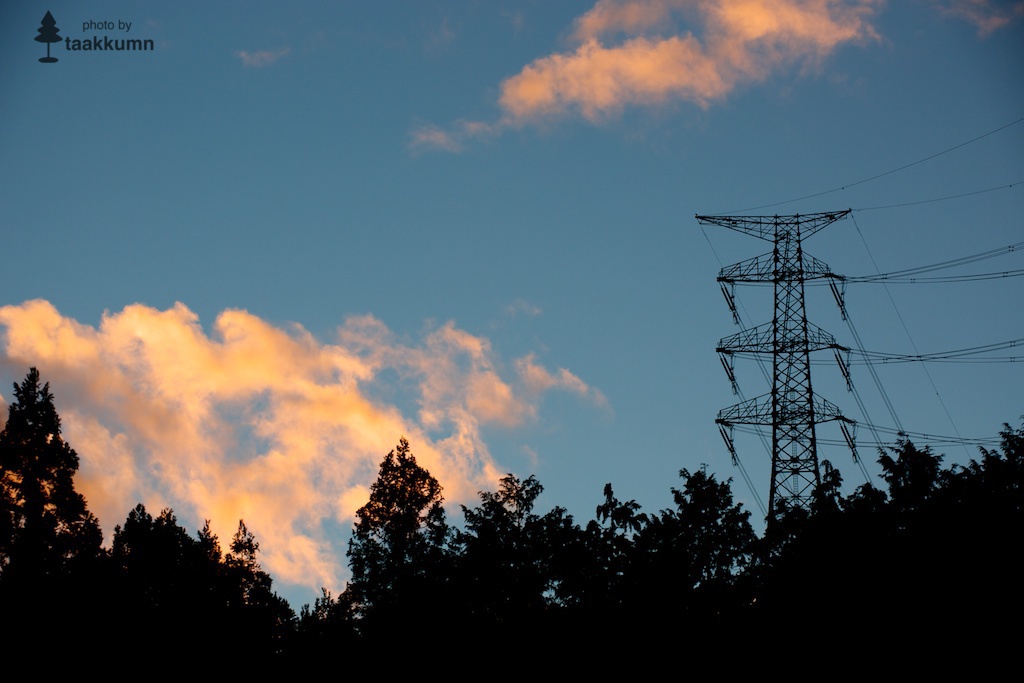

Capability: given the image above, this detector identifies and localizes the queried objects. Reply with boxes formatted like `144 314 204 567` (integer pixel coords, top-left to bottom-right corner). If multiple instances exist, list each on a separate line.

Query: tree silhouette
109 504 294 658
628 466 756 628
0 368 106 658
35 11 62 63
453 474 551 621
293 588 358 655
0 365 1017 668
568 483 648 612
746 424 1024 661
345 437 448 631
594 482 649 536
878 437 944 513
224 520 269 605
111 505 211 616
450 473 585 653
222 519 296 652
0 368 103 586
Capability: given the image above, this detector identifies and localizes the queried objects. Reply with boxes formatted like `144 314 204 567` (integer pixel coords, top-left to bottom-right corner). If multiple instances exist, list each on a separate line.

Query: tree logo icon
36 11 62 63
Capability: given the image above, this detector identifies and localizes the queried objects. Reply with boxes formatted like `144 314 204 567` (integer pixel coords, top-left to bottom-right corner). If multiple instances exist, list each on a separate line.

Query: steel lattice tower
696 211 857 522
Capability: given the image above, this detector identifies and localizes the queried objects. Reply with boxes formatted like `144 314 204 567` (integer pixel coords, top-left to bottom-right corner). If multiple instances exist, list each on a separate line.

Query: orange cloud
0 300 602 598
516 353 610 410
412 0 881 151
503 0 879 123
498 35 728 121
572 0 681 41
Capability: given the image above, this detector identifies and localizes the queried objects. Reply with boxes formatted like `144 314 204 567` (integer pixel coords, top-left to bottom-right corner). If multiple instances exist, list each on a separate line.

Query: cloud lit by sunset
507 0 880 120
413 0 883 150
0 299 603 595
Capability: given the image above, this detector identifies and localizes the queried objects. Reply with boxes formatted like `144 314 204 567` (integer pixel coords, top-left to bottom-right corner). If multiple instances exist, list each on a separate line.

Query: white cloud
236 47 291 67
426 17 457 52
506 299 543 318
410 124 465 154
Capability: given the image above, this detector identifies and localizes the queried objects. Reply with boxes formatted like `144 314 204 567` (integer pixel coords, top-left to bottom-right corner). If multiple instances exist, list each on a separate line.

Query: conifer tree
345 437 447 622
0 368 102 585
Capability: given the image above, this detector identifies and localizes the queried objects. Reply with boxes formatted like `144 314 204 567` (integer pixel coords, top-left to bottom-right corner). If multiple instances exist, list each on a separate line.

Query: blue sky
1 1 1022 610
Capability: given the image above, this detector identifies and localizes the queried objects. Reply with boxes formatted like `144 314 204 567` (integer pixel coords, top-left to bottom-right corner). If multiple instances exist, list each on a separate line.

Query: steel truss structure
696 211 857 522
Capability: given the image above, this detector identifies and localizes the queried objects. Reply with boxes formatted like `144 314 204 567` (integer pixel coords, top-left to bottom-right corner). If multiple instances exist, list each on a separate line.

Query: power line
850 338 1023 364
718 115 1024 214
734 240 1023 287
847 269 1024 284
851 213 972 459
843 305 904 433
732 423 1002 449
730 338 1024 364
853 181 1023 212
845 240 1023 280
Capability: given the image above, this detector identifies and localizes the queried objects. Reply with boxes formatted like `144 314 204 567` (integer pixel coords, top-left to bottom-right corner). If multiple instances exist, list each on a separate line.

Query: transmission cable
718 115 1024 214
729 338 1024 365
748 239 1024 288
854 180 1023 212
851 338 1023 364
849 270 1024 284
851 213 972 459
843 306 904 432
846 240 1023 281
733 423 1002 449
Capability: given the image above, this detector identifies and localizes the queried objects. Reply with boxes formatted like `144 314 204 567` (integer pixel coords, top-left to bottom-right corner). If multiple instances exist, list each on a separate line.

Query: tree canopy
0 368 1020 669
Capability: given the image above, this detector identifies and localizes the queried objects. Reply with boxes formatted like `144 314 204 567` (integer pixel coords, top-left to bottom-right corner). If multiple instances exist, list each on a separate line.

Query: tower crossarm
717 323 773 353
813 396 852 425
718 253 775 283
696 210 851 241
718 252 845 283
715 394 773 425
717 322 848 354
716 394 854 426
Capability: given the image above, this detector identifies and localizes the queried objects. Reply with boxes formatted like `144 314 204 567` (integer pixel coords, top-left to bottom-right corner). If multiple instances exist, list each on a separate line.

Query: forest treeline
1 367 1021 668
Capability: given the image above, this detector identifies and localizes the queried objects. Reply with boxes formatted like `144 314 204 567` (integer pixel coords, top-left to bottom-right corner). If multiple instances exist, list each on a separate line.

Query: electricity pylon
696 211 857 524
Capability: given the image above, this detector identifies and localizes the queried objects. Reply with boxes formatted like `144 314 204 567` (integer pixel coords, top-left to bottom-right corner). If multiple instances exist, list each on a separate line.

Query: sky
1 0 1022 610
